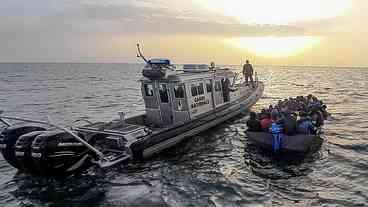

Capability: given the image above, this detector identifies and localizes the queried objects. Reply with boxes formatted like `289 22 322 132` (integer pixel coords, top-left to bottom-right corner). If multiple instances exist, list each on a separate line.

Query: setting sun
226 36 322 58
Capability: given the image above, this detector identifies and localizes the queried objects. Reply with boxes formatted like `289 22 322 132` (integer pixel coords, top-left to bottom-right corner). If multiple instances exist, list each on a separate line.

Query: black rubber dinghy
246 132 323 153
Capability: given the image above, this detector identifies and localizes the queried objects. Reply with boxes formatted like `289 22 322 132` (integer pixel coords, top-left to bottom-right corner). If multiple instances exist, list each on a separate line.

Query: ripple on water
0 64 368 206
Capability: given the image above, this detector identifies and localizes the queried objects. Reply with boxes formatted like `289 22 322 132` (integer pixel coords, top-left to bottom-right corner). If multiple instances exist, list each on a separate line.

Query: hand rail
0 111 11 127
255 72 259 87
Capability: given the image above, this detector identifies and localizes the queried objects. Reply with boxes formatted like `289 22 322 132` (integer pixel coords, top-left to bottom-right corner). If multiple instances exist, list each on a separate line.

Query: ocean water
0 63 367 207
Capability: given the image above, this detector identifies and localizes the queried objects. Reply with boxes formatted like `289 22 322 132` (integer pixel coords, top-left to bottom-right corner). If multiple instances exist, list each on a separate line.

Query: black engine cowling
14 131 46 174
31 131 95 176
0 125 46 170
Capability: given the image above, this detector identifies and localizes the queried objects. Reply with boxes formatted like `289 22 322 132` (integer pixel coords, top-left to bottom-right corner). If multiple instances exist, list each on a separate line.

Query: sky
0 0 366 66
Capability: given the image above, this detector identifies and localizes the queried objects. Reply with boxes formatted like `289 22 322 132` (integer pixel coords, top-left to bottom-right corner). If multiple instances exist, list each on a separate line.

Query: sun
193 0 351 58
194 0 352 24
226 36 322 58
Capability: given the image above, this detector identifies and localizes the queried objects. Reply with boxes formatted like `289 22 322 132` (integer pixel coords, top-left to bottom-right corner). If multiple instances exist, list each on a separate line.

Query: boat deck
75 121 148 141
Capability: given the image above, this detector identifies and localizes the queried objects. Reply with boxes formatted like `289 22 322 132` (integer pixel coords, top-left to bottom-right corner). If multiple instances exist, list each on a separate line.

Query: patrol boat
0 45 264 176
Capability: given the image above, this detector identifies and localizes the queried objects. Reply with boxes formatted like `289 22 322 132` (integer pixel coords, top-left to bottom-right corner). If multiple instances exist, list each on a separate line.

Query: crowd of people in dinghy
247 95 329 136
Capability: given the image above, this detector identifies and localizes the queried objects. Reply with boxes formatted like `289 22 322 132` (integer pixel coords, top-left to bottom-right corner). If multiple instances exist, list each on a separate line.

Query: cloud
0 0 358 38
77 1 309 36
0 0 361 63
0 0 307 37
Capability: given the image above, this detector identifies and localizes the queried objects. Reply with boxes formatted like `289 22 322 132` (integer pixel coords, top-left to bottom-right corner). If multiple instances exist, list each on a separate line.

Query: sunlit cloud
194 0 353 24
0 0 365 65
226 36 322 58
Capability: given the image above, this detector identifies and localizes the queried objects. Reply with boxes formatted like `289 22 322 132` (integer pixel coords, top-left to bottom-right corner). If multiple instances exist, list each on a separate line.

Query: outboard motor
14 131 46 174
31 131 94 176
0 125 46 170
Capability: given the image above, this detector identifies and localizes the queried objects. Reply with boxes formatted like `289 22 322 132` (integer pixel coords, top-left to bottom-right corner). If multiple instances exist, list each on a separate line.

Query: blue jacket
297 118 314 135
270 122 283 134
270 122 283 152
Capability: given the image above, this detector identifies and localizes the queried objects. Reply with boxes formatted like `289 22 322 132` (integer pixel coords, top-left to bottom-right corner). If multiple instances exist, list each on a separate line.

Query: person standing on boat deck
210 61 216 70
243 60 254 87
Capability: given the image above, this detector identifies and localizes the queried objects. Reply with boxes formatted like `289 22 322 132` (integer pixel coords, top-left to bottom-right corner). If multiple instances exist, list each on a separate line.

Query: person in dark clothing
271 108 280 122
282 112 297 135
222 78 231 102
242 60 254 87
311 111 324 127
268 105 273 113
297 112 316 135
247 112 261 132
321 105 330 119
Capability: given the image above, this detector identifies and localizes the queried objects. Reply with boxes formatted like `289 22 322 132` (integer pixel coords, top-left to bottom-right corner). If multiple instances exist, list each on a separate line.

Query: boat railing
0 112 11 127
74 125 148 138
231 72 240 87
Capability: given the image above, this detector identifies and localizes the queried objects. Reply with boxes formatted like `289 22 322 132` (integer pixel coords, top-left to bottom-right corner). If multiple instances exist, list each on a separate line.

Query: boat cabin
140 59 242 127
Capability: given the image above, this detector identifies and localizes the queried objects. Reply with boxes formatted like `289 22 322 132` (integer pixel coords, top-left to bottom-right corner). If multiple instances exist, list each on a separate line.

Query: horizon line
0 62 367 68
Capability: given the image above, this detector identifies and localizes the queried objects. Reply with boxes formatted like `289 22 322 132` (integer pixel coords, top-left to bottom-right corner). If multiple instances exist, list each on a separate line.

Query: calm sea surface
0 63 367 207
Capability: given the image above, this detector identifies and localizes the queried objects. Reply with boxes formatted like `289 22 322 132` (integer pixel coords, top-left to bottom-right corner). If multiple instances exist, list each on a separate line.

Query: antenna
136 44 149 64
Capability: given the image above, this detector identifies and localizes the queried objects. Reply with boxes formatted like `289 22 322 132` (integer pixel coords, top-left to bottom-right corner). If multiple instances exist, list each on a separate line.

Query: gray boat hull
246 131 323 153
